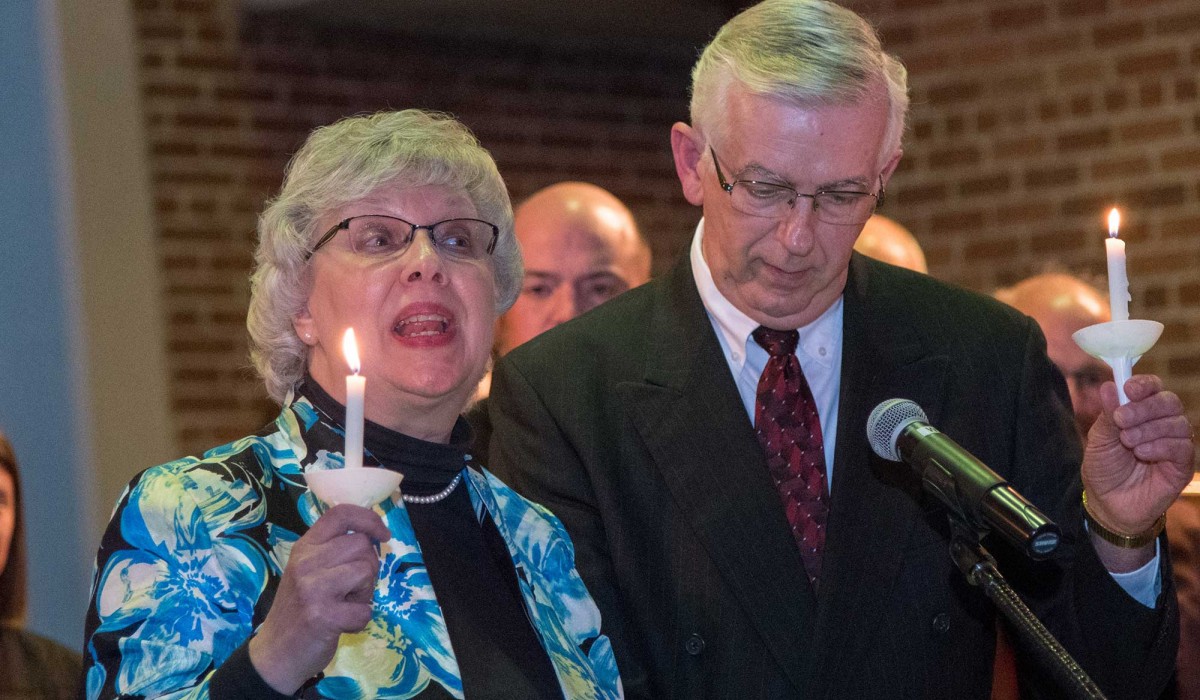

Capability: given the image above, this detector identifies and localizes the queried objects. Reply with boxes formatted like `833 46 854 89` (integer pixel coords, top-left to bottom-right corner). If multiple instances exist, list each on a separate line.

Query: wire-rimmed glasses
305 215 499 262
710 147 883 225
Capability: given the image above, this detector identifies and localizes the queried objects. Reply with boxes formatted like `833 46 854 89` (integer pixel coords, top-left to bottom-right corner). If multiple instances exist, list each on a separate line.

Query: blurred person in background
852 213 927 273
469 182 651 451
994 272 1112 439
0 429 81 699
493 181 651 357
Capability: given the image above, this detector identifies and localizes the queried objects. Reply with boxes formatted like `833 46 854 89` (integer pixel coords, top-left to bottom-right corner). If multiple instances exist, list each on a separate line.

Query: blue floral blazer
82 396 623 699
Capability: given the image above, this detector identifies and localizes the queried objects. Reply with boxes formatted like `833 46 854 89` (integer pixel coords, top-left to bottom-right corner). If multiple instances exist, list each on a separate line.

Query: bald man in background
995 273 1112 439
470 182 651 451
853 213 928 273
495 181 652 356
998 272 1200 699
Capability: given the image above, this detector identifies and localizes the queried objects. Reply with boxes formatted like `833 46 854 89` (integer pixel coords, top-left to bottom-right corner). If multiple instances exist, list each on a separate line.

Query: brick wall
133 0 700 455
132 0 1200 456
841 0 1200 422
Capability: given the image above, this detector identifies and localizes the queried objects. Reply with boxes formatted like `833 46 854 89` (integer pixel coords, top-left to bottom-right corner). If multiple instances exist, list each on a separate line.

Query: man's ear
879 149 903 189
670 122 706 206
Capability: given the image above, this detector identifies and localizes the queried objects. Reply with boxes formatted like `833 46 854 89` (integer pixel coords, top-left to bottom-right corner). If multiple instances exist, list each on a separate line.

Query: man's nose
778 197 819 255
548 286 577 327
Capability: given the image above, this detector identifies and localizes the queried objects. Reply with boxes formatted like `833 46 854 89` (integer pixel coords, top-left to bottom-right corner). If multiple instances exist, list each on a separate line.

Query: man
999 272 1200 699
488 2 1190 698
469 182 650 450
495 181 651 356
853 213 927 273
994 273 1112 438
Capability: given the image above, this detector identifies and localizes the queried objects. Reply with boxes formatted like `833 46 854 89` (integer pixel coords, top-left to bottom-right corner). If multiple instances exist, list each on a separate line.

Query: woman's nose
404 229 447 284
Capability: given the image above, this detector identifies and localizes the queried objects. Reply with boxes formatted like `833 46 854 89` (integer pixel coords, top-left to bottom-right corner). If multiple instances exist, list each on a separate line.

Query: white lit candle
342 328 365 470
1105 208 1130 322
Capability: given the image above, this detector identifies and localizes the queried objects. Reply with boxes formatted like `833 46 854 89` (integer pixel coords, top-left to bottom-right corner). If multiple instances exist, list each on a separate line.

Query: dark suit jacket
488 253 1177 700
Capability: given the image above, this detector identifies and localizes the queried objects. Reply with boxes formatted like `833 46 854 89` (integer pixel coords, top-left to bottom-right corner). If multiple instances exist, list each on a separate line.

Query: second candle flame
1108 208 1120 238
342 328 361 374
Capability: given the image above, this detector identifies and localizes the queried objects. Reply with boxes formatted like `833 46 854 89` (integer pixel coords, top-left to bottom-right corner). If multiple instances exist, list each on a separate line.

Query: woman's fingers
307 503 392 544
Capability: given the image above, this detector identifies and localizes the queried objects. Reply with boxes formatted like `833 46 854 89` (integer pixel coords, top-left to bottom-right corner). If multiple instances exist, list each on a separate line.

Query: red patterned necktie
752 326 830 589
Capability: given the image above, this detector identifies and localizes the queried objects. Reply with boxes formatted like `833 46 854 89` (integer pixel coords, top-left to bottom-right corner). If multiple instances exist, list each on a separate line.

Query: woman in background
0 430 81 698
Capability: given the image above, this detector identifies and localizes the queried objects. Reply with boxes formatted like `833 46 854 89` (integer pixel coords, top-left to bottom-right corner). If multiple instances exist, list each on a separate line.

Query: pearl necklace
400 473 462 505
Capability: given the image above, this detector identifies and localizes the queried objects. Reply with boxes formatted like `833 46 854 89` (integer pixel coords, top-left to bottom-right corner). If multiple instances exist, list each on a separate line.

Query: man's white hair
690 0 909 168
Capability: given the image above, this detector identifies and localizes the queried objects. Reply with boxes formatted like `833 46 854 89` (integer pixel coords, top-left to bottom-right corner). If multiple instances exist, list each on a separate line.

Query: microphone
867 399 1061 560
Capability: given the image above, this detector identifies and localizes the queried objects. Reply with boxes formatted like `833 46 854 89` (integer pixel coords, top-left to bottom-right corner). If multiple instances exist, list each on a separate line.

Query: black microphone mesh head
867 399 928 462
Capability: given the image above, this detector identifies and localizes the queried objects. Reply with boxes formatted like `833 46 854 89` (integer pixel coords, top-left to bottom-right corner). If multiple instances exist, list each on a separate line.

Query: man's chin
742 280 842 327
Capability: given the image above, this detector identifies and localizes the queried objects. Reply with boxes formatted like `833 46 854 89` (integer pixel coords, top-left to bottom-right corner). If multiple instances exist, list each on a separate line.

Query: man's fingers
1122 374 1165 403
1099 381 1121 414
1117 413 1192 448
1130 435 1195 464
1113 387 1185 431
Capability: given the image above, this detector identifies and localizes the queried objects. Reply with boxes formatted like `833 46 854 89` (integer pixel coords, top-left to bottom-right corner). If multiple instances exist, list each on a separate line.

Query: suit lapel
810 254 951 687
618 258 816 692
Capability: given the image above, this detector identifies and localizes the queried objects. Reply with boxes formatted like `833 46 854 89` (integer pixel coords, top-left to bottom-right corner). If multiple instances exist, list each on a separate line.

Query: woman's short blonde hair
690 0 909 168
248 110 522 403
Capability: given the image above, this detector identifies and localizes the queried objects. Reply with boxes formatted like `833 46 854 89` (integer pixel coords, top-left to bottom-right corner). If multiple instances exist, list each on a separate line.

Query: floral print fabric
82 396 622 700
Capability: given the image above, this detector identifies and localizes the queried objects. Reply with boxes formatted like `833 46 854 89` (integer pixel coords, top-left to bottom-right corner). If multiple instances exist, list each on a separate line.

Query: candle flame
1108 208 1120 238
342 328 361 374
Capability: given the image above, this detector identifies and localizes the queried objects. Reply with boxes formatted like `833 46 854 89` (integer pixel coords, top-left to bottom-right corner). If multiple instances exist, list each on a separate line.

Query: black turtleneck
302 379 564 700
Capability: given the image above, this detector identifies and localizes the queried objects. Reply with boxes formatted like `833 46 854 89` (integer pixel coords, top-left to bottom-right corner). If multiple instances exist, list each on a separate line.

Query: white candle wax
342 328 365 469
1106 209 1130 322
344 374 365 469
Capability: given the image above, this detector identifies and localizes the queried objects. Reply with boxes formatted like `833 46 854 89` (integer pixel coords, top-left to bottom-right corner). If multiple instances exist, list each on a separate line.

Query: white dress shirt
687 219 1159 606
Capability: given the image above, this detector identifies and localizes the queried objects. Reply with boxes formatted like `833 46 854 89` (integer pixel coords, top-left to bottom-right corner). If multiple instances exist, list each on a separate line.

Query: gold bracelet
1081 491 1166 549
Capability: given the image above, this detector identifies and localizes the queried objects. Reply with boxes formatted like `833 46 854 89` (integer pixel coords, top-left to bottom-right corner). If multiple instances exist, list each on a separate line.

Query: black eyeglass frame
709 147 885 222
304 214 500 262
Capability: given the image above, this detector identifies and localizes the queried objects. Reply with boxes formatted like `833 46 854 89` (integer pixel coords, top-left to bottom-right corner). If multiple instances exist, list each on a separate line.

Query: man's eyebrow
818 177 873 192
577 271 626 283
736 161 873 191
735 160 787 182
523 271 561 282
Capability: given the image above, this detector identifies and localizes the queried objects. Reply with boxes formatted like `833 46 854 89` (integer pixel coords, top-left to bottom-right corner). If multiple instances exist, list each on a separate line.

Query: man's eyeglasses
305 215 499 262
710 147 883 226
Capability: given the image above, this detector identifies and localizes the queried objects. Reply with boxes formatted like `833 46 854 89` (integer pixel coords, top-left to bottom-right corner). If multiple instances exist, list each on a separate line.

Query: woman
81 110 622 699
0 430 82 698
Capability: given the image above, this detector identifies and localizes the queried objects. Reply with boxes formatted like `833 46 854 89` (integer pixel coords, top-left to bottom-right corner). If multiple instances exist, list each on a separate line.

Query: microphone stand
947 519 1108 700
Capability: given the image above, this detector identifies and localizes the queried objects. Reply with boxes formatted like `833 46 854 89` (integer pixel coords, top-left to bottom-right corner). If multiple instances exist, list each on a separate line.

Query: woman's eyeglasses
305 215 499 262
